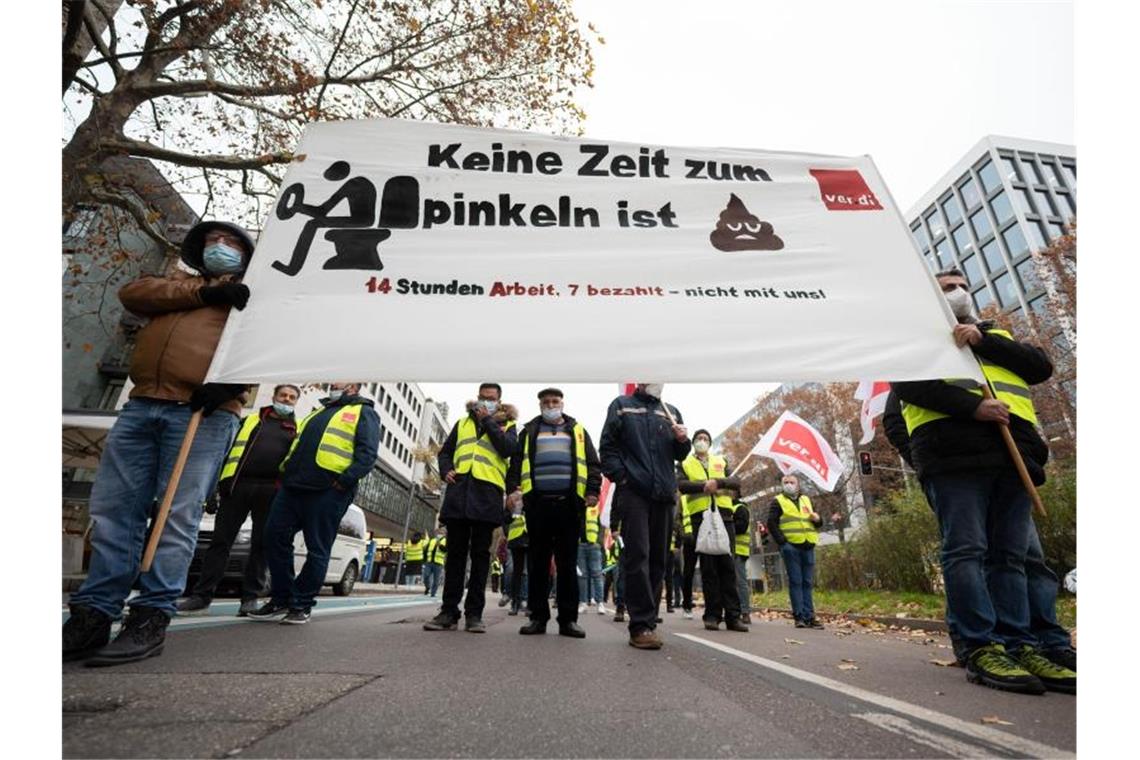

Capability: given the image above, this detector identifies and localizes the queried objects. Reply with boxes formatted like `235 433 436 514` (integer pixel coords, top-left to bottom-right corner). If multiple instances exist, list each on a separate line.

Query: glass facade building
905 136 1075 319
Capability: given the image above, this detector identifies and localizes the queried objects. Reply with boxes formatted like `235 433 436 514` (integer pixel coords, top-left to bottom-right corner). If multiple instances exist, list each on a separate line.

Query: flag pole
140 410 203 572
973 358 1047 517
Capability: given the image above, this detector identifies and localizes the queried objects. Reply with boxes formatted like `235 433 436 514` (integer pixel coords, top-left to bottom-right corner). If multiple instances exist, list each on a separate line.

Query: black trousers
510 546 527 606
681 530 698 611
664 552 678 610
617 487 672 635
525 495 580 624
440 519 494 620
693 508 742 623
192 480 277 601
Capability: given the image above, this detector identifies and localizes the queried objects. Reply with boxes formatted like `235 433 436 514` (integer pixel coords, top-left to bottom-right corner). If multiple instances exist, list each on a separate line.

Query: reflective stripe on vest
491 559 502 574
900 328 1039 435
219 414 261 481
281 404 363 475
508 514 527 542
681 507 692 536
454 416 515 489
427 536 447 565
777 494 818 545
519 422 589 500
405 538 427 562
583 505 600 543
680 455 732 515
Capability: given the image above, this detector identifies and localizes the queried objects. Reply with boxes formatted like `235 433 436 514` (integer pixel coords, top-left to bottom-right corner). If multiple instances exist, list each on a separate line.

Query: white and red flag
855 381 892 445
749 410 845 492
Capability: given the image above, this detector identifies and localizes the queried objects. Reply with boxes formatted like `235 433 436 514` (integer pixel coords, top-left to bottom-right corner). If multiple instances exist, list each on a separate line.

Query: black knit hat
693 428 711 442
537 387 564 399
180 220 255 273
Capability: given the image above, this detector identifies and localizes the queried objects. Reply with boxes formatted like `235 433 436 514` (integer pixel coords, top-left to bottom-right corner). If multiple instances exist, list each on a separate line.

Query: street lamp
393 460 423 591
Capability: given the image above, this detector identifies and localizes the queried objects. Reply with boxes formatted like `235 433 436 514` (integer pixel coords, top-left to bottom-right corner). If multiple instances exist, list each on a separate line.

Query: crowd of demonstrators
885 267 1076 696
62 266 1075 702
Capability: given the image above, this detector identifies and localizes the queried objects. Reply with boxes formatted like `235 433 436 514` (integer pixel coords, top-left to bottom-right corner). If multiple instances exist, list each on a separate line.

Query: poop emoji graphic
709 194 784 252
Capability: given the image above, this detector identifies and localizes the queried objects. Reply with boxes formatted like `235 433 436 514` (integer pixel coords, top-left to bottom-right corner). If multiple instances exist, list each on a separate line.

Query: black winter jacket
505 413 602 509
437 403 519 525
599 391 691 503
890 322 1052 485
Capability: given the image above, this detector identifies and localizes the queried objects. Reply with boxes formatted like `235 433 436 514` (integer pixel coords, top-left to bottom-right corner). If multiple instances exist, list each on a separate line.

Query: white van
187 504 368 597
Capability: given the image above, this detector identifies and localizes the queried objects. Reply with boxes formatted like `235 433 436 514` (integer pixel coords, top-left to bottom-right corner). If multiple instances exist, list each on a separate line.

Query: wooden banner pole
977 377 1047 518
140 410 203 573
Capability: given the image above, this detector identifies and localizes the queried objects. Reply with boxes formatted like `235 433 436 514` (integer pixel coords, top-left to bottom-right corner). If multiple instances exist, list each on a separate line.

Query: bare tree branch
314 0 362 115
86 186 176 254
81 5 123 81
103 137 294 170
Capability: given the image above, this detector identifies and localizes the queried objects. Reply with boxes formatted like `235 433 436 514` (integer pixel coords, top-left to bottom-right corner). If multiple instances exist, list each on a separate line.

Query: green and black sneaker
965 643 1046 695
1013 647 1076 694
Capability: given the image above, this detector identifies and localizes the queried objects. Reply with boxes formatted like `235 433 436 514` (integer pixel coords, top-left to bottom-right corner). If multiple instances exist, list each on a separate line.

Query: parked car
184 504 368 597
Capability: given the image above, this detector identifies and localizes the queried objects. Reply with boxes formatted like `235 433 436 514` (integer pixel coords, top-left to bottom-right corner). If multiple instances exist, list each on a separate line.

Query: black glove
199 283 250 310
203 491 220 515
190 383 247 416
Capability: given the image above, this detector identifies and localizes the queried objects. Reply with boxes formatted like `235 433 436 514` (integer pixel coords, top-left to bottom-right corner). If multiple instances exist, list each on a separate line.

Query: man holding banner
599 384 690 650
424 384 519 633
64 220 254 666
891 268 1075 696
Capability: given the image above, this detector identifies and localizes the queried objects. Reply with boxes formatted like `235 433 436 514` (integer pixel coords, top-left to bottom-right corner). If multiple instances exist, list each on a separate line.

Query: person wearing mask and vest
732 501 753 625
424 383 519 633
506 388 602 638
249 382 380 625
767 474 823 629
490 557 503 594
401 531 428 589
578 502 607 616
890 268 1074 695
600 383 691 650
64 220 254 666
677 429 747 632
177 384 301 617
424 526 447 598
502 506 529 616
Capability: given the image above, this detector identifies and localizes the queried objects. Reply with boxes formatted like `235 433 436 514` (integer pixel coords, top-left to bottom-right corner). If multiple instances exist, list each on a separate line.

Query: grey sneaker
280 608 311 625
465 616 487 633
237 599 259 617
175 595 211 616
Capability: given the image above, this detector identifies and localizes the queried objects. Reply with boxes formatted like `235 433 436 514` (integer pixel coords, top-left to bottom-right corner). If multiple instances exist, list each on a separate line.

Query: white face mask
782 483 798 496
641 383 664 399
944 287 975 320
694 440 710 454
328 389 344 402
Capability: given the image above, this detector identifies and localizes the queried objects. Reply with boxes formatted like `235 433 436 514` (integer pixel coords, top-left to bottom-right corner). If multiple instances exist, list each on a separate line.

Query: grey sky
424 0 1073 449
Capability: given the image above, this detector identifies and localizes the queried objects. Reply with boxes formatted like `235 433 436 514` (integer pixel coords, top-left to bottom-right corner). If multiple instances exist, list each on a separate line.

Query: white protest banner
749 411 845 492
205 118 982 384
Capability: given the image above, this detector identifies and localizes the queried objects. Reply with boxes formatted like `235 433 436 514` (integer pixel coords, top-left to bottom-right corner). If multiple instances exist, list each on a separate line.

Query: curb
759 606 949 633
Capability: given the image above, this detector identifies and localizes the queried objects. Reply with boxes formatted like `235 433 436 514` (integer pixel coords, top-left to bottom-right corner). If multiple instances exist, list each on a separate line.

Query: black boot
63 605 111 662
85 606 170 667
558 621 586 639
519 620 547 635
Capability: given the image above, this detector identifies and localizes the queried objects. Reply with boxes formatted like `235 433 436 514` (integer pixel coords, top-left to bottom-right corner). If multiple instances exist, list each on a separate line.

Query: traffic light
859 451 873 475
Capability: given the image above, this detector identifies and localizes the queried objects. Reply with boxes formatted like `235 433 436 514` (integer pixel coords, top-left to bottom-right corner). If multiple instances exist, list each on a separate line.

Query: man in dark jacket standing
891 267 1074 695
424 383 519 633
506 388 602 638
178 384 301 616
64 220 254 666
599 383 690 650
249 382 380 625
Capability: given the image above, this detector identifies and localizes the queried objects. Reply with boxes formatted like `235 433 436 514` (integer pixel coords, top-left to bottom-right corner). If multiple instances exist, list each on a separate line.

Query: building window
942 195 962 227
992 272 1018 308
1025 220 1047 252
1028 294 1049 317
973 285 995 312
970 207 992 240
978 160 1001 194
961 254 982 286
924 207 944 239
990 190 1014 225
935 238 952 269
1016 257 1041 293
981 239 1004 273
957 176 980 209
1020 154 1044 185
1040 160 1064 189
1002 224 1028 258
1058 192 1076 218
952 224 973 256
924 253 935 272
1047 222 1067 241
1013 188 1033 216
1034 189 1057 217
1060 161 1076 190
911 224 928 251
64 205 100 238
1000 155 1022 183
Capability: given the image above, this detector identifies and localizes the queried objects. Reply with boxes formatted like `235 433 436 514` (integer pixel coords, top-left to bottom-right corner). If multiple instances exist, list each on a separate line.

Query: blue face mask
480 400 498 414
202 242 245 274
272 402 294 417
541 406 563 423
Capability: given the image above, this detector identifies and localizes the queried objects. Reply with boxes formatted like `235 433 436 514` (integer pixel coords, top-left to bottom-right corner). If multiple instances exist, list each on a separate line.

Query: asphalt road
62 594 1075 759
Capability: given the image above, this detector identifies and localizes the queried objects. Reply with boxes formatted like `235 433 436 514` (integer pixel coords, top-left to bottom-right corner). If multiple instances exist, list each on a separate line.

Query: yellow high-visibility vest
733 503 751 557
776 494 818 546
405 537 428 562
583 505 600 544
219 413 261 481
491 559 502 575
454 416 516 490
680 455 733 515
281 404 363 474
901 328 1038 435
507 514 527 542
519 421 589 500
680 506 692 536
427 536 447 565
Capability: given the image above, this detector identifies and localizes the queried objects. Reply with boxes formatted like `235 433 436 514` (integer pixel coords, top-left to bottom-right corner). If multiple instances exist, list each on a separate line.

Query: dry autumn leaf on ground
981 716 1014 726
784 638 804 645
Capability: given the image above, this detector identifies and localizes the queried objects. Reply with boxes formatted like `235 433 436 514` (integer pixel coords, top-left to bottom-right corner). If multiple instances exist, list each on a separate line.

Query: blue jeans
1026 525 1070 650
70 399 239 618
735 555 752 614
924 471 1034 655
577 543 604 604
424 563 444 597
779 543 815 621
263 485 354 610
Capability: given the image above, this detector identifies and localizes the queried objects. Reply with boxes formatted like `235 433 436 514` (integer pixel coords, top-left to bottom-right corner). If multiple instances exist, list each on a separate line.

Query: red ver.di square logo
809 169 883 211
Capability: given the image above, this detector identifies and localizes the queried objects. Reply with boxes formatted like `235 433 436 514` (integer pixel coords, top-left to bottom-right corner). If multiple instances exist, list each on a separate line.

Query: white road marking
167 599 435 629
855 712 989 758
674 633 1073 760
